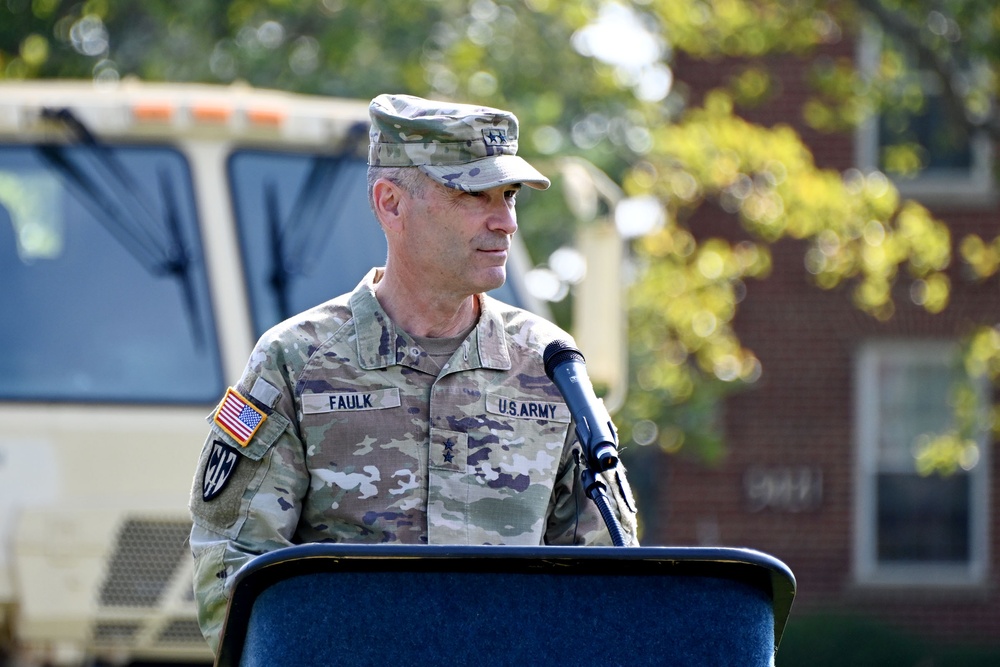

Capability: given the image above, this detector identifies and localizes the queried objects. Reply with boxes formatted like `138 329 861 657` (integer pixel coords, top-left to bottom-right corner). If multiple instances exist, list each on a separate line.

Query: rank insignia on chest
203 440 240 501
214 387 267 446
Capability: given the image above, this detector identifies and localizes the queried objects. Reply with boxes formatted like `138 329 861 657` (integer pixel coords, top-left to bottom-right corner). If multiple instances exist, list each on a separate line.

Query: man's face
400 175 521 298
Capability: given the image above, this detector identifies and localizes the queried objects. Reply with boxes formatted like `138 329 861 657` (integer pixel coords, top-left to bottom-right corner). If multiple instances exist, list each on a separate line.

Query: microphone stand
579 430 628 548
581 466 628 547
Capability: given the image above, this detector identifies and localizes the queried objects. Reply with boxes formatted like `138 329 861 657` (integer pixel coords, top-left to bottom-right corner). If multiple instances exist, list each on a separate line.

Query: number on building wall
743 465 823 513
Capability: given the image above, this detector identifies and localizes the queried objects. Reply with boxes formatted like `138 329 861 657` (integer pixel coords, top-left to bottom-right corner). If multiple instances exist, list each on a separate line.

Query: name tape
302 388 401 414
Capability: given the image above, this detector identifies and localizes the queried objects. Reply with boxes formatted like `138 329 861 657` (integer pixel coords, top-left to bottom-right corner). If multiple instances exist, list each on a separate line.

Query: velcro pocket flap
206 408 290 461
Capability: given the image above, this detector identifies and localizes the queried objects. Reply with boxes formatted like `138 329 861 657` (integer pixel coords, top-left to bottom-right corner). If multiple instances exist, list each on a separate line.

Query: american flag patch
214 387 267 447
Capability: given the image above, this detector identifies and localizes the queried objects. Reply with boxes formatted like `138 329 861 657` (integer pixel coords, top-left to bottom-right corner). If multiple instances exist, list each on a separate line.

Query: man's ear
372 178 406 232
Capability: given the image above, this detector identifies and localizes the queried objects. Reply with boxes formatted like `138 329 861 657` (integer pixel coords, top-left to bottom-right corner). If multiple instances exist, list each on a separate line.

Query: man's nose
488 199 517 236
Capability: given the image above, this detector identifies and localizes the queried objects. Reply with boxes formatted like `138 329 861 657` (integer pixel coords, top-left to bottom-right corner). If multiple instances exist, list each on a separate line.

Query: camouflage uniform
189 271 638 650
188 95 638 654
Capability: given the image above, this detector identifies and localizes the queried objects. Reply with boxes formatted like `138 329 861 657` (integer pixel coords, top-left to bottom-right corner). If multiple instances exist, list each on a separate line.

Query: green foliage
635 90 952 322
963 325 1000 439
3 0 999 464
654 0 835 58
778 612 1000 666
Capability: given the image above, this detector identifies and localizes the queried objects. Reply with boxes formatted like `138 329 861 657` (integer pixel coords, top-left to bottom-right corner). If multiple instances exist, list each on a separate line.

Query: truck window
227 150 386 336
0 144 223 403
228 149 525 338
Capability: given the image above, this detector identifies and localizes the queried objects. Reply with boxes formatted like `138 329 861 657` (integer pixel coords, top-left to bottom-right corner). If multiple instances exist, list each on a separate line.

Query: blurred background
2 0 1000 665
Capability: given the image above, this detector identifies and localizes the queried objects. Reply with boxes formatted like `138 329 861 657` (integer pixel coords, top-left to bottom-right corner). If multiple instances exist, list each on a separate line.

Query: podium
215 544 795 667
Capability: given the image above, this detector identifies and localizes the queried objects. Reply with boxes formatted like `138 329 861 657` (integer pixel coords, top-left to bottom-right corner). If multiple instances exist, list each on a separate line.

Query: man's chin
477 269 507 294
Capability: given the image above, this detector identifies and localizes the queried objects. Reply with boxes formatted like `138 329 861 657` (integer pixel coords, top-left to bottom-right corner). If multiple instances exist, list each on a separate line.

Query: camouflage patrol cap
368 93 550 192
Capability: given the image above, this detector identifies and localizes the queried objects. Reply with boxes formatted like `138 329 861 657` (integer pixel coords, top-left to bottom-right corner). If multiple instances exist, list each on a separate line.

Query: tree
3 0 998 465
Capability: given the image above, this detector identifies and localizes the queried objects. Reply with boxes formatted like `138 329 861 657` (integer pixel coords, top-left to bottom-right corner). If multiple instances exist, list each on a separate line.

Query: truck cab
0 80 546 665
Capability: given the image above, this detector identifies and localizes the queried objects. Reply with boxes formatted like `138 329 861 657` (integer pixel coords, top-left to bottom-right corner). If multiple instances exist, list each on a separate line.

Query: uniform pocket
189 407 290 537
211 399 290 460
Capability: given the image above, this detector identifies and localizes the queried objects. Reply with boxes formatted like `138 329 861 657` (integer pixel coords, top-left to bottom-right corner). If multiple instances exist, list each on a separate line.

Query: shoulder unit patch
203 440 240 501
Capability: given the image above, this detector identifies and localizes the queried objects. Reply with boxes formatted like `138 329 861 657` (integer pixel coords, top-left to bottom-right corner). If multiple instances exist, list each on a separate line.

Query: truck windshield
0 144 222 403
228 150 524 339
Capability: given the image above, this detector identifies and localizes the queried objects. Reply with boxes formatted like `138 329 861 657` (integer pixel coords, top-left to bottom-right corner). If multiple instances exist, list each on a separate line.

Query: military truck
0 80 625 666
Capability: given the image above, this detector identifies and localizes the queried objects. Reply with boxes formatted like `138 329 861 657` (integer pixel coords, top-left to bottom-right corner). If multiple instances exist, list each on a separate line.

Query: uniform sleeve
188 373 309 654
543 422 639 546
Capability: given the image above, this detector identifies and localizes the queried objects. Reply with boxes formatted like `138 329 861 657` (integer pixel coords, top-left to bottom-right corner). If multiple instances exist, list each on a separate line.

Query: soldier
188 93 638 653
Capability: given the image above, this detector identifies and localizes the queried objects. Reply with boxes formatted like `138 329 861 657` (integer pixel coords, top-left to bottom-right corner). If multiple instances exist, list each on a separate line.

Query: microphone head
543 339 585 380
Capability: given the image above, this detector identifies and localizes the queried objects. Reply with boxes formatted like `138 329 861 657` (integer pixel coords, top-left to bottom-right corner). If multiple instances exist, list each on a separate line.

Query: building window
853 341 989 586
855 26 994 204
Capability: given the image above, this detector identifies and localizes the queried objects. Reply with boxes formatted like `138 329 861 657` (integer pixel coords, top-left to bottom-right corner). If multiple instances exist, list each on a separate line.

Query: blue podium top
216 544 796 667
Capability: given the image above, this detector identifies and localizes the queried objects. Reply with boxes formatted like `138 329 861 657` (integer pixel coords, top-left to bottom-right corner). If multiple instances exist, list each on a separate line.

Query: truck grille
88 517 210 660
99 518 190 606
156 619 205 644
92 622 143 642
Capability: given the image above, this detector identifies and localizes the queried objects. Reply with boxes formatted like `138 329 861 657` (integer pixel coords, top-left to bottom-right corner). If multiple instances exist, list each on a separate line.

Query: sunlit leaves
627 223 768 453
652 0 835 58
965 325 1000 384
805 56 870 132
959 234 1000 279
913 431 980 476
633 233 769 373
964 330 1000 441
880 142 925 176
32 0 62 19
727 66 778 107
805 0 1000 179
628 89 952 324
912 342 992 476
19 34 48 67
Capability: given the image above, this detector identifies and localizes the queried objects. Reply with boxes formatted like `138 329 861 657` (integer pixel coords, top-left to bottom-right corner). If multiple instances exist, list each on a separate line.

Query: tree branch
854 0 1000 142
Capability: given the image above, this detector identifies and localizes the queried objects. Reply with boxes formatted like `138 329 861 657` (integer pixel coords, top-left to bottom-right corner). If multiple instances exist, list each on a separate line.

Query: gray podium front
215 544 795 667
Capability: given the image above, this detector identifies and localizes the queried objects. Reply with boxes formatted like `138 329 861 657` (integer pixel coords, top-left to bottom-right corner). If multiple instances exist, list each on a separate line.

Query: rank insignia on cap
214 387 267 447
482 128 509 146
203 440 240 501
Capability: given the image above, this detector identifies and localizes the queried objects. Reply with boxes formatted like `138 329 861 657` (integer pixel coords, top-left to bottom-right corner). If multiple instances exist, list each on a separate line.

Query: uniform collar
350 268 511 373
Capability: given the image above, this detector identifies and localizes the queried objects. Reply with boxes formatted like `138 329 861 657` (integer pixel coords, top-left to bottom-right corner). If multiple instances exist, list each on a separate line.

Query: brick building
638 29 1000 660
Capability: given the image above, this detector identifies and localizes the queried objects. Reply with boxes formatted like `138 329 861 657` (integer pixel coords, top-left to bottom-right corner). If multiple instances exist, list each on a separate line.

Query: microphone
543 340 619 471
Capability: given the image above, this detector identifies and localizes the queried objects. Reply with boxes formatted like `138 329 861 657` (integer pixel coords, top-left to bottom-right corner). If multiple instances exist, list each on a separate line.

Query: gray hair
367 165 427 219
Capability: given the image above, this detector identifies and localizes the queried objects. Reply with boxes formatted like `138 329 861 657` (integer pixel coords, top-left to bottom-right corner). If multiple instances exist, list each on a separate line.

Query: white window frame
853 340 990 588
854 25 996 206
